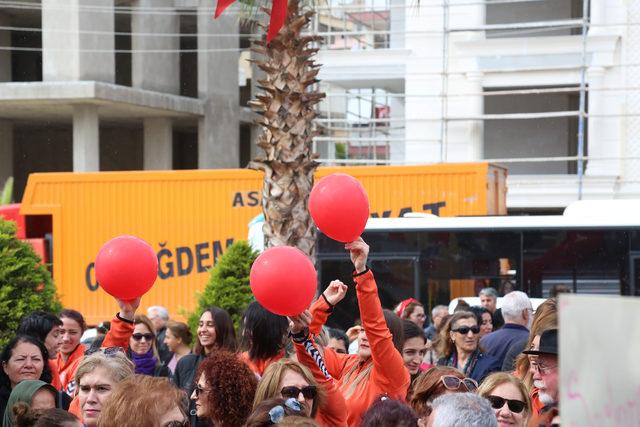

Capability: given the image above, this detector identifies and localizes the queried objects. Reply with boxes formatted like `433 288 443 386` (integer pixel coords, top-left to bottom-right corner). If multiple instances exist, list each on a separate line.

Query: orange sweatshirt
294 339 348 427
240 351 285 378
67 315 134 418
309 269 410 427
55 343 85 394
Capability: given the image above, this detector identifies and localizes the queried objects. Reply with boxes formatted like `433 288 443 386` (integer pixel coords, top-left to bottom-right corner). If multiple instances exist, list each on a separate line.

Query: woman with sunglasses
435 311 500 383
127 315 169 377
477 372 531 427
254 360 323 417
409 366 477 426
190 349 257 427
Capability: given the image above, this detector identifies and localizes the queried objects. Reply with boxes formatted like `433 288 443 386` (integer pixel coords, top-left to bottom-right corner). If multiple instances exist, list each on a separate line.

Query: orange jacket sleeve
102 314 134 351
294 340 348 427
309 296 332 336
354 269 410 395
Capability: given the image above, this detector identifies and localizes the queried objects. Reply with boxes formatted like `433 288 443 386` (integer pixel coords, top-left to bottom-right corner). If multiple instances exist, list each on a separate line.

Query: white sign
559 294 640 427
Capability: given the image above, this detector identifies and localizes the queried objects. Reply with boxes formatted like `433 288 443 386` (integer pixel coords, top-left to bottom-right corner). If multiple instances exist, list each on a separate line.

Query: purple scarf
131 348 158 376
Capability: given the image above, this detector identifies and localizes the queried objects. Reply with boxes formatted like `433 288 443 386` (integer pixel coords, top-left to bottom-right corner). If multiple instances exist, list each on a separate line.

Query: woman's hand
323 280 348 306
345 237 369 273
346 325 362 343
116 297 141 321
288 310 312 334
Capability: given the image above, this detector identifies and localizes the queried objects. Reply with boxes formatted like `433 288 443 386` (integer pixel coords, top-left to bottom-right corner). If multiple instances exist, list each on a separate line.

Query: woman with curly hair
190 350 257 427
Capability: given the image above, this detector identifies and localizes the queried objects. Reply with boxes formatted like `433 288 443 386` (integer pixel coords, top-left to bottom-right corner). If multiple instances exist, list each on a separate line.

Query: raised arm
102 297 139 350
346 238 410 395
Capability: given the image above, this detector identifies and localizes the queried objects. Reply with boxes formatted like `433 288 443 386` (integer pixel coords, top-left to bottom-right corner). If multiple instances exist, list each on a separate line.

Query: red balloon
250 246 317 316
95 235 158 300
309 173 370 243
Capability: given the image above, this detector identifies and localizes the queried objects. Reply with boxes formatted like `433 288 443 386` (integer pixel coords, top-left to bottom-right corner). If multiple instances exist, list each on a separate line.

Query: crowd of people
1 237 561 426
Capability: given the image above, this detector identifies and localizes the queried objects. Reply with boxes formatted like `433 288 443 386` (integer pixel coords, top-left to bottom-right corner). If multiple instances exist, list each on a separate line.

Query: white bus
316 200 640 328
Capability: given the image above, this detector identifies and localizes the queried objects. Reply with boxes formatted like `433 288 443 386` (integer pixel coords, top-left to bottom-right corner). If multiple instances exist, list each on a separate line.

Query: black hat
522 329 558 356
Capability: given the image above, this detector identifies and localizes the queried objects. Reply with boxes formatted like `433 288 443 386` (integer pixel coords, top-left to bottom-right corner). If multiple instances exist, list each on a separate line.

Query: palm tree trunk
248 0 325 259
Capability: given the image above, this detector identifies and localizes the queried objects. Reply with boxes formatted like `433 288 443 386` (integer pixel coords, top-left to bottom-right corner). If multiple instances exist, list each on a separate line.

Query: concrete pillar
131 0 180 94
42 0 115 82
143 118 173 169
0 13 11 82
73 105 100 171
0 121 13 185
197 0 240 169
389 0 405 49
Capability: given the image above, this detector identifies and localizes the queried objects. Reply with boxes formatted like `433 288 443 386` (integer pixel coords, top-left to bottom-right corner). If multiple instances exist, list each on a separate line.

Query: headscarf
395 298 419 318
2 380 56 427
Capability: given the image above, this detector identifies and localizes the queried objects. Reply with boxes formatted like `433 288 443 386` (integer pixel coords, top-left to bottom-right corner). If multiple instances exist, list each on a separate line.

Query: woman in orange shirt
240 302 289 377
299 238 410 427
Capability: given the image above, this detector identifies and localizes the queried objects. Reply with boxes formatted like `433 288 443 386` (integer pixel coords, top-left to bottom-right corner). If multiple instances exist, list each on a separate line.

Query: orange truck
7 163 506 324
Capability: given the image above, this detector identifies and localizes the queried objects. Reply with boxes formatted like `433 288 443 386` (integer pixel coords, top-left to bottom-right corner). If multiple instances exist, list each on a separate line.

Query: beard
534 380 556 405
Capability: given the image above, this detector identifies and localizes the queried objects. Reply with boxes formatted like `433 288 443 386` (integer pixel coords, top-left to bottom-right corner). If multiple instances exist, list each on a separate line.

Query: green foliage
0 218 61 349
187 241 259 336
1 177 13 205
335 143 347 160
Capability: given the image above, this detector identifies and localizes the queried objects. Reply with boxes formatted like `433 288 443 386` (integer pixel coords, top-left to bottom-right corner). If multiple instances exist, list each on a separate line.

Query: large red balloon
250 246 317 316
309 173 370 243
95 235 158 300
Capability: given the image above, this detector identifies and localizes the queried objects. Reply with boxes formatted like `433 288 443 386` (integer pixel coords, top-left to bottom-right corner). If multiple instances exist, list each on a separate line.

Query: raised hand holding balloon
94 235 158 301
249 246 317 316
309 173 370 243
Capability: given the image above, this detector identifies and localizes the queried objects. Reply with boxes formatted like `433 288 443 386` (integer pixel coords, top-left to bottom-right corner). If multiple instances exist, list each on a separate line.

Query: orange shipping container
20 163 506 324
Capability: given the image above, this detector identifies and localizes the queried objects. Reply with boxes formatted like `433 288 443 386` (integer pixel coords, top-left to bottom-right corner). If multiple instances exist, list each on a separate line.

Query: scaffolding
312 0 594 200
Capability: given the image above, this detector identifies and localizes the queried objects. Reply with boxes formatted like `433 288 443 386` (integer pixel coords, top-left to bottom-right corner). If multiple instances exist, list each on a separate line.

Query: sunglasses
452 326 480 335
193 384 210 398
131 333 154 341
487 395 526 413
441 375 478 392
85 346 124 356
281 385 317 400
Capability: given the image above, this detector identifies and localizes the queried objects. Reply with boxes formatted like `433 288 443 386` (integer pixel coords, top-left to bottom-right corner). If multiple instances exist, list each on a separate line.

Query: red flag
266 0 288 43
214 0 235 18
214 0 288 43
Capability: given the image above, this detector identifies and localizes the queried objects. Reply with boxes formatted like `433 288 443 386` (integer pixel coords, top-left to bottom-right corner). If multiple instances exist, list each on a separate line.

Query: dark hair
382 309 405 353
14 403 81 427
468 306 491 327
196 350 257 426
402 320 426 344
327 328 349 350
195 307 237 355
96 320 111 335
453 299 470 312
17 311 62 344
245 397 309 427
85 335 106 356
59 309 87 332
361 397 418 427
166 320 192 346
0 335 52 388
243 302 289 361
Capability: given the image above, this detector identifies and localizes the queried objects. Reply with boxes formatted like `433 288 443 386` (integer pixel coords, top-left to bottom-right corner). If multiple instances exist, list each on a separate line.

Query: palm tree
247 1 325 259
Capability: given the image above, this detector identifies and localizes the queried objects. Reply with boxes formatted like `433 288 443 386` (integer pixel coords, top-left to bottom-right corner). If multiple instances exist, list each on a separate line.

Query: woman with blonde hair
434 311 500 382
74 350 135 427
477 372 531 427
97 375 187 427
253 360 328 421
290 239 410 427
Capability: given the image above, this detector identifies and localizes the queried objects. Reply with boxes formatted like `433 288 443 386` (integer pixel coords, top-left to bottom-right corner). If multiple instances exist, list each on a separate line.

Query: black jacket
0 385 10 424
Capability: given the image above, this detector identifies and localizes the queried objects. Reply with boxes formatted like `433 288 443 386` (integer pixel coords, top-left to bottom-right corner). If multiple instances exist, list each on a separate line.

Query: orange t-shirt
240 351 285 378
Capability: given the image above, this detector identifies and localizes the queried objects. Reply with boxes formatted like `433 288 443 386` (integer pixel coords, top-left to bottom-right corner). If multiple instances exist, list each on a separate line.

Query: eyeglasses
531 361 557 375
486 395 526 413
85 346 124 356
193 384 210 398
163 421 190 427
451 326 480 335
131 333 154 341
281 385 318 400
440 375 478 392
